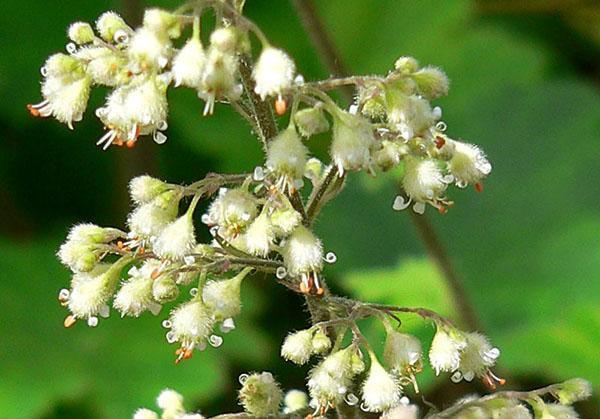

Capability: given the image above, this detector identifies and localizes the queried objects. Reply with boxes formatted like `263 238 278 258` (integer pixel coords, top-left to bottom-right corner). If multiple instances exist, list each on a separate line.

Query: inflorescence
33 1 590 418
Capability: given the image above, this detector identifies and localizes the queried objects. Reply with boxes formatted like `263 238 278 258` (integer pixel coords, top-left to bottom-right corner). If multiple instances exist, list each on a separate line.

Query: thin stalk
291 0 481 331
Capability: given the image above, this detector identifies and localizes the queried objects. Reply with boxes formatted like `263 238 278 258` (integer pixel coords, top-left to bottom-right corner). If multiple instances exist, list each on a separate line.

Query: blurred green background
1 0 599 417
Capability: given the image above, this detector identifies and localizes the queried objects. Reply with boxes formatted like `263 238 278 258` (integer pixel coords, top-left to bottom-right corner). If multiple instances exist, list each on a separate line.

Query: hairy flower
266 127 308 193
401 157 449 214
361 357 401 412
238 372 283 417
281 329 314 365
153 211 197 261
172 37 205 88
168 300 215 350
444 139 492 187
452 332 500 383
113 259 162 317
330 110 375 174
253 47 295 100
429 326 466 375
244 213 274 257
202 268 252 321
205 187 258 239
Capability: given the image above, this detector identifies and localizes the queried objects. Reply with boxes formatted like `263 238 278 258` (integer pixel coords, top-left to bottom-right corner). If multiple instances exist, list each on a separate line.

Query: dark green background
1 0 599 417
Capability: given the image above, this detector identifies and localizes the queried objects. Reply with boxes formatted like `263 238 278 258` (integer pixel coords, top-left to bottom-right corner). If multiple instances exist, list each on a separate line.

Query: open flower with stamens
74 46 130 87
451 332 502 386
383 326 423 382
386 93 436 140
398 157 451 214
28 54 91 129
266 127 308 193
281 225 323 293
253 47 295 100
96 75 169 149
442 139 492 189
167 299 216 361
204 187 258 240
128 27 172 72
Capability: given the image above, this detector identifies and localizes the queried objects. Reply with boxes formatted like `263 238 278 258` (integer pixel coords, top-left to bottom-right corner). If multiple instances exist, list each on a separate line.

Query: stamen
435 136 446 149
64 315 77 328
275 96 287 115
474 182 484 193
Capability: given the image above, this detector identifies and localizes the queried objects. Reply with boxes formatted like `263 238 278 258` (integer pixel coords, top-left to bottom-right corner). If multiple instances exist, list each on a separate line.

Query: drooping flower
204 187 258 239
172 36 205 88
399 157 450 214
253 47 295 100
281 329 314 365
113 259 163 317
266 127 309 193
361 356 402 413
443 139 492 188
238 372 283 417
202 268 252 321
451 332 500 384
429 326 466 375
281 225 323 292
330 110 375 174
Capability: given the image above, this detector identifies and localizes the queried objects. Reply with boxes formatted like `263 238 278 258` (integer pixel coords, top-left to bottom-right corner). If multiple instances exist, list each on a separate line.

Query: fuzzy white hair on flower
172 36 206 88
113 259 163 317
268 194 302 237
76 46 129 87
383 328 423 374
129 175 169 204
399 158 450 214
388 95 436 140
199 47 241 115
281 329 314 365
133 408 159 419
266 127 308 193
445 140 492 188
494 404 532 419
157 388 185 413
167 300 215 354
253 47 296 100
283 390 308 414
96 11 131 43
128 27 171 71
244 213 274 257
451 332 501 384
127 194 179 241
428 326 466 375
68 22 95 45
361 357 401 412
202 268 252 321
281 225 323 292
204 187 258 238
153 210 197 261
238 372 283 417
330 110 375 175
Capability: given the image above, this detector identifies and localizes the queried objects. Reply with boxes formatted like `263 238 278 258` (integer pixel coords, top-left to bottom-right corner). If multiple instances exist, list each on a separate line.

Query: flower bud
266 127 308 193
283 389 308 413
143 9 181 39
542 403 579 419
361 357 401 412
311 329 331 355
331 110 375 174
253 47 295 100
429 326 466 375
127 192 180 240
412 66 449 100
44 53 83 79
294 107 330 137
238 372 283 417
76 47 128 86
129 175 169 204
282 225 323 277
394 56 420 74
304 157 323 184
133 408 159 419
269 194 302 237
157 389 185 415
57 241 97 272
153 209 196 261
68 22 95 45
383 328 422 374
152 274 180 303
96 11 130 43
210 27 239 53
199 47 240 115
202 268 251 321
244 213 274 257
386 92 435 139
281 329 314 365
555 379 592 405
308 346 362 407
172 37 205 88
128 28 171 71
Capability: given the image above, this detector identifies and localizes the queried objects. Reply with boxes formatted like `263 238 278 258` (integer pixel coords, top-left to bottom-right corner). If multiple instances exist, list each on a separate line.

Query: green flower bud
68 22 95 45
96 11 130 43
311 329 331 355
294 107 330 137
202 268 252 321
374 140 402 171
394 56 420 74
152 274 179 303
238 372 283 417
555 378 592 405
143 9 182 39
412 66 449 99
129 175 170 204
283 390 308 413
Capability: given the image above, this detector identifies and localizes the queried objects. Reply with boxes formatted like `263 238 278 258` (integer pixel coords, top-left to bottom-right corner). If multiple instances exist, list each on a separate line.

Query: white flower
361 358 401 412
67 267 111 319
169 300 215 349
401 158 449 214
412 66 449 100
128 27 171 71
202 268 251 320
157 388 184 413
129 175 169 204
96 11 130 43
127 192 180 240
143 9 181 39
133 408 159 419
388 95 435 140
452 332 500 383
67 223 121 244
308 347 361 408
253 47 295 100
311 329 332 354
173 37 205 88
199 47 240 115
244 213 274 257
429 327 466 375
153 213 197 261
96 76 169 149
113 260 162 317
383 329 422 374
266 127 308 193
205 187 258 238
238 372 283 417
57 240 97 272
29 55 91 129
330 111 375 174
74 46 129 86
269 194 302 237
294 106 329 137
68 22 95 45
281 329 314 365
445 140 492 187
283 390 308 413
282 226 323 292
210 27 238 53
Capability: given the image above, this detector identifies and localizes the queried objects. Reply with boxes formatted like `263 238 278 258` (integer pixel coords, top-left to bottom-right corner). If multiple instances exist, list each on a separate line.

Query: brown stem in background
290 0 481 331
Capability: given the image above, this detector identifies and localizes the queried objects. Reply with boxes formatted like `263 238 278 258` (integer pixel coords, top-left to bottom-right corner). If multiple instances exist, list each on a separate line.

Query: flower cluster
29 7 297 148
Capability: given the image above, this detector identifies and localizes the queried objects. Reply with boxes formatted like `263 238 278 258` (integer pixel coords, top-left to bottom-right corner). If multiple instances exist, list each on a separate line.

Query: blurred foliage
0 0 598 418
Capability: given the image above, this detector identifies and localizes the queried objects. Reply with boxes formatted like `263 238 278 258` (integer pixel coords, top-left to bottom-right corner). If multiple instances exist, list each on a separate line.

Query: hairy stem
292 0 481 332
